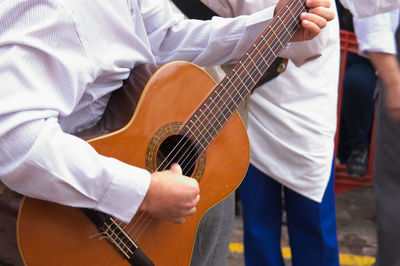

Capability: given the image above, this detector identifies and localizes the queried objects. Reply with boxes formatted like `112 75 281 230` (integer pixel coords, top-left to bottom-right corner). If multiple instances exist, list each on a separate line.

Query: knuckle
189 207 196 216
189 178 199 188
175 217 185 224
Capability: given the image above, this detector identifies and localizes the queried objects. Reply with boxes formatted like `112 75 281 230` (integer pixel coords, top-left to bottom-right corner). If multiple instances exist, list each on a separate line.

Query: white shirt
353 9 400 56
205 0 340 202
0 0 283 222
340 0 400 18
202 0 327 66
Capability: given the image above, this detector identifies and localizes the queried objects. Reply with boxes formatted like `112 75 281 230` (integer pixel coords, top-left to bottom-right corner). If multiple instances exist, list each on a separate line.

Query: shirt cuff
96 157 151 223
358 32 397 56
279 36 324 66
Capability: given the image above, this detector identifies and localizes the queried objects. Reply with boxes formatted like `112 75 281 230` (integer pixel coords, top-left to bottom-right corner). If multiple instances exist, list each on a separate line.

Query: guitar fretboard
181 0 307 151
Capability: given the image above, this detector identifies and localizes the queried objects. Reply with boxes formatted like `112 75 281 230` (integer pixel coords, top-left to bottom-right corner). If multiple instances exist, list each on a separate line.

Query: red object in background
334 30 374 194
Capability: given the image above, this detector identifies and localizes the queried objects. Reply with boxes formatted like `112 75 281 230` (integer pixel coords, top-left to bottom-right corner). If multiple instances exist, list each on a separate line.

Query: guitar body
17 61 250 266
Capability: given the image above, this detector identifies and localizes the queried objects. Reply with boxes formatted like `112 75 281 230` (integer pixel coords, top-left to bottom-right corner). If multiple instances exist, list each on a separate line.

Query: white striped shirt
0 0 279 222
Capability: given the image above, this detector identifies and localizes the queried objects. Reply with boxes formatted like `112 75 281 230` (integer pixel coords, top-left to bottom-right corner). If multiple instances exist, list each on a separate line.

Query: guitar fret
199 108 219 134
207 96 226 128
277 15 291 37
262 34 277 59
270 25 285 47
205 96 225 127
267 45 277 60
213 90 232 127
239 61 257 84
246 53 263 75
204 102 231 135
188 117 208 147
252 43 269 65
232 69 251 96
297 0 305 8
221 80 243 119
192 114 213 146
225 77 245 102
185 124 206 149
287 5 298 20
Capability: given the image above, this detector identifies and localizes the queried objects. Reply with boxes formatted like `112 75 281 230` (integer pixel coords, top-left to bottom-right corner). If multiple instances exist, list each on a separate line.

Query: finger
306 0 331 9
184 177 200 194
169 163 183 175
300 12 327 29
174 217 186 224
309 6 335 22
194 194 200 205
182 193 200 210
186 207 197 216
301 20 321 40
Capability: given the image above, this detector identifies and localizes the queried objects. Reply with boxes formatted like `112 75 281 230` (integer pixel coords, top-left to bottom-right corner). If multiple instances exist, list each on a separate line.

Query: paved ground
227 186 376 266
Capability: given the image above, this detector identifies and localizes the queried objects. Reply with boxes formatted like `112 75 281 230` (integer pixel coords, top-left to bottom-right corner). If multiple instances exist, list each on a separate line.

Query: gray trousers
0 183 23 266
373 82 400 266
190 193 235 266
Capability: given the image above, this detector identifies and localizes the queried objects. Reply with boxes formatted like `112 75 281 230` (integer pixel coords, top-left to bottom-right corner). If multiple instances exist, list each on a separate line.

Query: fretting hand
275 0 335 42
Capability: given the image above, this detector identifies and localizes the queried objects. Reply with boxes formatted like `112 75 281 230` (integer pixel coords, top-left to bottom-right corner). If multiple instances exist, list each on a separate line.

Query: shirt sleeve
140 0 276 66
0 0 150 223
354 9 400 56
340 0 400 18
201 0 328 66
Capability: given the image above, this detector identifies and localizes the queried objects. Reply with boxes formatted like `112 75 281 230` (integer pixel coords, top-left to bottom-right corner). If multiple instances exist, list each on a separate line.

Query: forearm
367 51 400 120
0 116 150 223
146 5 276 66
368 52 400 91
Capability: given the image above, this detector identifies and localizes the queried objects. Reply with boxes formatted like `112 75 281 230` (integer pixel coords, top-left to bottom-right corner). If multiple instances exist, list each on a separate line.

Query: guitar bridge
82 208 154 266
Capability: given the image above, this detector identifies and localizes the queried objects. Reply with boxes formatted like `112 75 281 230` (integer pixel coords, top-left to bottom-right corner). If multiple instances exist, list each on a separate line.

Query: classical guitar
17 1 307 265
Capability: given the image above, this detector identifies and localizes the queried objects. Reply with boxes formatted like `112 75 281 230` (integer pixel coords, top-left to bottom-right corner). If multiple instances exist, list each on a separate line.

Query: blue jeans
238 159 339 266
338 52 377 162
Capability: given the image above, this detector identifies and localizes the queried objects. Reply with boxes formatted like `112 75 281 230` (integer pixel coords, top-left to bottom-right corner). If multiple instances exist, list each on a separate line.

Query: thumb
169 163 183 175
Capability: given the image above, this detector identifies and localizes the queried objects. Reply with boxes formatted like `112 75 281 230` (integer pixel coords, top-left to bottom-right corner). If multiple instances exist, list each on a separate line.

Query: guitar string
151 0 305 182
161 0 306 176
150 0 304 182
110 0 306 246
122 0 305 242
128 0 304 241
119 0 305 243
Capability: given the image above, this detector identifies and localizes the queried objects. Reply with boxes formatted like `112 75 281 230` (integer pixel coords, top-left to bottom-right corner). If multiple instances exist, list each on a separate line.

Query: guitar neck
182 0 307 150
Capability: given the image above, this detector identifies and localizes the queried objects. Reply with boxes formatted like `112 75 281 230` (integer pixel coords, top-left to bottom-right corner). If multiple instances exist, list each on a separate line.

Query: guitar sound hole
156 134 199 176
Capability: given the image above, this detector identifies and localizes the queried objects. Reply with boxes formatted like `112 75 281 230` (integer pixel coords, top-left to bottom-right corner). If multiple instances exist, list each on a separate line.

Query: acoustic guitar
17 1 307 265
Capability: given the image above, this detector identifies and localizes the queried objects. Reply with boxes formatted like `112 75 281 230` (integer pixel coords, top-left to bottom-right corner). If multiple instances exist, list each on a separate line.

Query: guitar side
17 61 250 266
